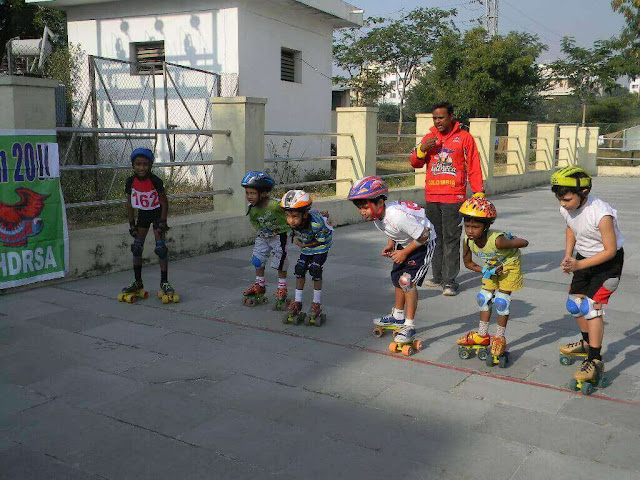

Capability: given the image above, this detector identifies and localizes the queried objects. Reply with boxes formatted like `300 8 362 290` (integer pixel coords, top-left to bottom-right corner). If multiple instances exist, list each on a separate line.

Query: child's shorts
136 207 162 229
390 241 435 288
482 264 523 292
570 248 624 304
295 252 328 280
252 233 289 270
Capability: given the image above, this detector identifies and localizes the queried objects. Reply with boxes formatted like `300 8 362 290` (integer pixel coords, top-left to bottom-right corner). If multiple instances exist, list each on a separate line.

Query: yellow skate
388 327 423 356
485 336 509 368
283 301 305 325
157 281 179 304
559 339 588 366
457 331 491 360
304 302 326 327
118 280 148 303
570 359 608 395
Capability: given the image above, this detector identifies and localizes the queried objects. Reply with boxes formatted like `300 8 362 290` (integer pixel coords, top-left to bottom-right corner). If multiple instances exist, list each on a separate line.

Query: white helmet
280 190 312 210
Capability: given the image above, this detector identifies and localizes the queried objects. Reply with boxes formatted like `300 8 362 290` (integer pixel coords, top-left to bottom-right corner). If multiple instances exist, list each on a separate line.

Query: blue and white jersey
294 210 333 255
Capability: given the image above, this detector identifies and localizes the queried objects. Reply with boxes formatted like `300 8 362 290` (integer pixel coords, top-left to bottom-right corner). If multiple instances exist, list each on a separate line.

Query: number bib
131 187 160 210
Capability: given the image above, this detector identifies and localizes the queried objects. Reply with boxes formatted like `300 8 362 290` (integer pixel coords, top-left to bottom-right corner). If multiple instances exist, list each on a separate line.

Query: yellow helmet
551 166 591 188
459 196 497 222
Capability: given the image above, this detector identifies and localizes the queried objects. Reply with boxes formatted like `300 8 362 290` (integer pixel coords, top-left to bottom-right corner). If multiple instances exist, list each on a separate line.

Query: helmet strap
367 199 385 220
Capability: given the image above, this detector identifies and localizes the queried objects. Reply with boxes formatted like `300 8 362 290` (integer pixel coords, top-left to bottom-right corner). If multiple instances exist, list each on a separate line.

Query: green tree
610 0 640 76
406 27 546 123
366 8 457 136
549 37 617 126
333 22 390 107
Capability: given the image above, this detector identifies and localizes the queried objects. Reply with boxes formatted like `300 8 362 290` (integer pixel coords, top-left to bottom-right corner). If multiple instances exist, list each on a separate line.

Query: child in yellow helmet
457 194 529 367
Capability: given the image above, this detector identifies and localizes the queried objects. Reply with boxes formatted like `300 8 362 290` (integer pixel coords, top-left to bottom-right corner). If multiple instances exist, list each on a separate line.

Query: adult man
409 102 484 296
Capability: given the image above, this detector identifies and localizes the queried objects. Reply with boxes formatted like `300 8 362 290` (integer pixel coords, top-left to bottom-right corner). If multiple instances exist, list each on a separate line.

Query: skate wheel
413 340 422 351
559 355 572 366
372 327 384 338
597 376 609 389
498 355 508 369
485 353 494 367
173 294 179 303
261 296 268 304
402 345 414 356
143 291 149 299
162 295 169 305
388 342 398 353
294 313 305 326
129 295 137 304
282 313 291 324
304 314 312 326
315 313 326 327
157 291 163 299
477 348 488 361
117 293 125 302
569 378 579 391
580 382 594 395
458 347 470 360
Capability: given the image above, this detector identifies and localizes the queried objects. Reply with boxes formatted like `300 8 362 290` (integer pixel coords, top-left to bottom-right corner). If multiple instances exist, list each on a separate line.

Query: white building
629 77 640 94
539 65 573 97
28 0 362 170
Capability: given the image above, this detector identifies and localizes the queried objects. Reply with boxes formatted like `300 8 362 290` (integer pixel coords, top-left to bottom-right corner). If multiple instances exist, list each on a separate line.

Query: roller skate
243 283 267 307
372 313 405 338
485 336 509 368
456 331 490 361
559 339 588 366
273 287 290 311
569 359 608 395
157 281 179 304
388 326 422 356
282 301 305 325
304 302 326 327
118 280 148 303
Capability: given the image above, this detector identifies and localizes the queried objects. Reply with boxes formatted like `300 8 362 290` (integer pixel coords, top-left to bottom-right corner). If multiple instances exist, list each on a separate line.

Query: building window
281 47 301 83
130 41 165 75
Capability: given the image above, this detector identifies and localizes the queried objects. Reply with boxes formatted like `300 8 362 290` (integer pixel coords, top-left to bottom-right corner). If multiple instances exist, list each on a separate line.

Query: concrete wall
0 77 59 130
597 165 640 177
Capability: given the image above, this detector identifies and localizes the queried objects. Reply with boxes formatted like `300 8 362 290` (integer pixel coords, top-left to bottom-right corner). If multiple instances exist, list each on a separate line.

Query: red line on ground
68 290 640 408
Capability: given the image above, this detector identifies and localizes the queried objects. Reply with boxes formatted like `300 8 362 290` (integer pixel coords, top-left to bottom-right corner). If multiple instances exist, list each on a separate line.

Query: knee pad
154 240 168 260
476 289 494 312
308 262 323 281
494 291 511 316
131 238 143 259
580 296 603 320
565 295 583 318
294 260 307 278
251 255 264 269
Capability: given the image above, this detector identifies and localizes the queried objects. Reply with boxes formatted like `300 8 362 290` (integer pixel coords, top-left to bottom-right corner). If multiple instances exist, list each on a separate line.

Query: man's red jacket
409 122 484 204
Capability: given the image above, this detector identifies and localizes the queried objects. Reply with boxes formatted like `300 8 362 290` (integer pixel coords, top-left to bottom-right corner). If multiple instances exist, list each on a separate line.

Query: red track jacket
410 122 484 203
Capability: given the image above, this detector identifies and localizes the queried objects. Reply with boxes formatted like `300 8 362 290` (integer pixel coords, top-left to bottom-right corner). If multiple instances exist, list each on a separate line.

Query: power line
501 0 565 39
500 11 558 44
301 57 333 81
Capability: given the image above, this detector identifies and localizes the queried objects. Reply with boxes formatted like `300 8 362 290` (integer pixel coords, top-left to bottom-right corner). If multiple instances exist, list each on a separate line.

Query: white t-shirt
374 201 436 247
559 195 625 258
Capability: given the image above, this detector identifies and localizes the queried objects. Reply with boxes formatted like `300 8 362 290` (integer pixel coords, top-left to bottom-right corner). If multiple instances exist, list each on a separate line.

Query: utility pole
485 0 499 38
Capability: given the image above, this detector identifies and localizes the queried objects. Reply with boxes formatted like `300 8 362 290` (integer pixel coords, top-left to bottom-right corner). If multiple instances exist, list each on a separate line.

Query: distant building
539 65 573 97
629 77 640 94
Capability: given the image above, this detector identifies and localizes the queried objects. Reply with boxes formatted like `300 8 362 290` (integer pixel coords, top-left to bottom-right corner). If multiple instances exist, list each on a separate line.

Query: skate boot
559 339 589 365
570 359 608 395
457 331 490 360
273 287 290 311
283 301 305 325
157 281 179 304
243 283 267 307
372 313 405 338
118 280 148 303
486 336 509 368
389 326 422 356
304 302 326 327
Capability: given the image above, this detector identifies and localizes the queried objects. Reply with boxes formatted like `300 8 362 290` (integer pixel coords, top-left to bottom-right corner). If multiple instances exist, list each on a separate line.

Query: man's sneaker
394 326 417 343
423 278 442 288
373 314 405 328
443 283 459 296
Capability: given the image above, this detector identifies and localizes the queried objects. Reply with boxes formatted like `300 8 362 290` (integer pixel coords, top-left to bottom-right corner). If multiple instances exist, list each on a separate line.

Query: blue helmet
348 176 388 200
131 148 155 165
241 171 275 191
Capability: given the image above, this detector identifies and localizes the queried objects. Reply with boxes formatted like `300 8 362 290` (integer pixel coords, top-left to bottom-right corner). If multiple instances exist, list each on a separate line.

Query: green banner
0 130 68 289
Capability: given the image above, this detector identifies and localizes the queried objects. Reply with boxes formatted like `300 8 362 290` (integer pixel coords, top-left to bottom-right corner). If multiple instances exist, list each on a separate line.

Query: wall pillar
414 113 434 187
558 125 579 167
469 118 497 182
506 121 531 175
335 107 378 197
210 97 267 215
536 123 557 171
581 126 600 175
0 76 58 129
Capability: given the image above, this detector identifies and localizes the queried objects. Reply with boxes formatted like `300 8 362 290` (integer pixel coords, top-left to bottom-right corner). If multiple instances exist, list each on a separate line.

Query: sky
352 0 626 62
